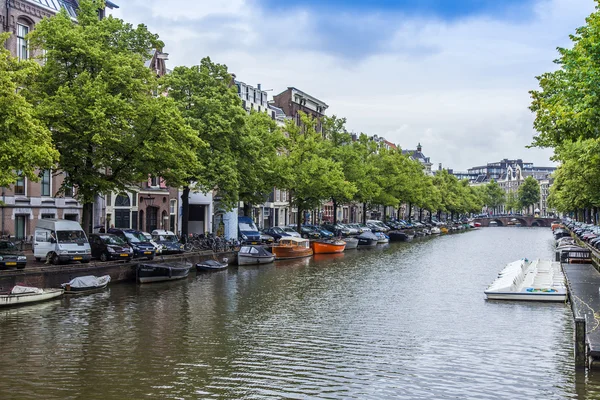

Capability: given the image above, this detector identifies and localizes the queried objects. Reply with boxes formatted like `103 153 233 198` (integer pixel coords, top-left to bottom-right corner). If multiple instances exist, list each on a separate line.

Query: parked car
238 217 261 244
142 232 162 255
292 225 321 239
322 223 351 236
0 240 27 269
108 228 155 260
307 225 334 238
89 233 133 262
264 226 291 241
282 226 301 238
34 219 91 264
151 230 185 254
259 230 275 244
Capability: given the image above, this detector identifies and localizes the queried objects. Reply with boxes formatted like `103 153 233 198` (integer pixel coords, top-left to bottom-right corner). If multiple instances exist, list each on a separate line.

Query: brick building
271 87 328 132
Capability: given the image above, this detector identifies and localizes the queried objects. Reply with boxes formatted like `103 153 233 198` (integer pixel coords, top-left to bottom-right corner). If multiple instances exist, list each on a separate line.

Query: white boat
237 245 275 265
343 237 359 249
0 285 64 307
430 227 441 235
484 259 567 302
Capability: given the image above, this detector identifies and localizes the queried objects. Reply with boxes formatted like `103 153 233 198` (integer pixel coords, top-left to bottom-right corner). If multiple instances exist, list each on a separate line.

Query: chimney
438 163 442 171
257 83 262 91
417 142 422 152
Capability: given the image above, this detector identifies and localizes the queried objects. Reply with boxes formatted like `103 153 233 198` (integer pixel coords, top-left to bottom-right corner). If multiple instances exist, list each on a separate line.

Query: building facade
271 87 329 132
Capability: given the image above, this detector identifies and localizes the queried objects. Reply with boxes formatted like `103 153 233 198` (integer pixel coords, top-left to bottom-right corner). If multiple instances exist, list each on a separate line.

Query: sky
112 0 595 171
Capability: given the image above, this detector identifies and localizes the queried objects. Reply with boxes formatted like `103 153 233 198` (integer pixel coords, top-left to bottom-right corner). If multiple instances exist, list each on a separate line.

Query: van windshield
124 232 147 243
57 230 87 244
239 222 258 231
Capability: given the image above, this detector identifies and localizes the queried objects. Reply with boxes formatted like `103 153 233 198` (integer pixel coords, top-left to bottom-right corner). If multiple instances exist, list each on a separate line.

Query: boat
374 232 389 244
0 285 63 307
311 239 346 254
136 262 192 283
473 222 481 228
271 237 313 260
430 227 441 235
484 259 567 302
440 226 449 233
196 259 229 271
388 230 413 242
488 221 498 227
356 232 378 247
61 275 111 294
343 237 359 249
237 245 275 265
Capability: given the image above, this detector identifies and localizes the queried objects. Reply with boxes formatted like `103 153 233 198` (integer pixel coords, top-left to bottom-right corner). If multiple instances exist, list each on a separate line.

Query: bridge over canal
472 216 555 227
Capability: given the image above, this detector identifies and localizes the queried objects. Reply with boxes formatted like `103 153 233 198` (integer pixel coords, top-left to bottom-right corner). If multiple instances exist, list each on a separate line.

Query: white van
34 219 92 264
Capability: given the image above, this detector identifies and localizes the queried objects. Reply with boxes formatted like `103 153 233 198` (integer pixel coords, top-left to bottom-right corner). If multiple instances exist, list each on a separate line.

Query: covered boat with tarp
196 259 229 271
237 245 275 265
356 232 378 247
0 285 63 307
61 275 111 294
137 262 192 283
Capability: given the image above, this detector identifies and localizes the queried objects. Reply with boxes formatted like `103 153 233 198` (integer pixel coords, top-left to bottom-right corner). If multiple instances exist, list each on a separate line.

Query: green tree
517 176 540 214
505 191 520 214
350 135 381 224
484 180 505 214
28 1 201 232
282 113 356 230
238 111 287 216
165 58 247 235
0 32 58 187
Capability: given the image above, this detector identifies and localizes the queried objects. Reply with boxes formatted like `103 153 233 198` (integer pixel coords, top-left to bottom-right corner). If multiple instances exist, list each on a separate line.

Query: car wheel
17 265 25 270
81 260 90 264
51 253 60 265
35 257 41 262
100 252 108 262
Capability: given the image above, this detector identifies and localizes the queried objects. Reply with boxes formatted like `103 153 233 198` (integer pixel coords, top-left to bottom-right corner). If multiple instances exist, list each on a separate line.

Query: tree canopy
517 176 541 212
0 32 58 187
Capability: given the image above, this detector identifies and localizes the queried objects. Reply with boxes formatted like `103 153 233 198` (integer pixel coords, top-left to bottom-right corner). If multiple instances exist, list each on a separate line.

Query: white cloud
112 0 594 170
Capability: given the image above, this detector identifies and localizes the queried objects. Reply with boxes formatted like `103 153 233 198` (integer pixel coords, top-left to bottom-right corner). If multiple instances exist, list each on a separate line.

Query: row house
0 0 117 238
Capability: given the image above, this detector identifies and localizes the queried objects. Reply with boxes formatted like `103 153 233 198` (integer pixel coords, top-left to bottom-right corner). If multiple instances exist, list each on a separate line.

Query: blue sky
113 0 596 170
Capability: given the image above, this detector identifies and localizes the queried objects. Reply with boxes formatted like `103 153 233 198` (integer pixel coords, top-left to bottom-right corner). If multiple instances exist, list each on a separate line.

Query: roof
275 87 329 108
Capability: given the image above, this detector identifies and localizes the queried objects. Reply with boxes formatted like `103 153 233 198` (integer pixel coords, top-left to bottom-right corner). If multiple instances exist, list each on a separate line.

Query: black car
108 228 155 260
294 225 321 239
89 233 133 262
263 227 291 241
0 241 26 269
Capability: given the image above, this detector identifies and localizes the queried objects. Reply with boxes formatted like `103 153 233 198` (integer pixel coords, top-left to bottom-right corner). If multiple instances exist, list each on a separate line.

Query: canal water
1 227 599 399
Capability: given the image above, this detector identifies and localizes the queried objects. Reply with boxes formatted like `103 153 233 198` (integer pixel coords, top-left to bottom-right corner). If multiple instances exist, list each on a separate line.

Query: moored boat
271 237 313 260
375 232 389 243
196 259 228 271
137 262 191 283
311 239 346 254
61 275 111 294
484 259 567 302
0 286 63 307
430 227 441 235
440 226 449 234
343 237 359 249
388 230 413 242
356 232 378 247
237 245 275 265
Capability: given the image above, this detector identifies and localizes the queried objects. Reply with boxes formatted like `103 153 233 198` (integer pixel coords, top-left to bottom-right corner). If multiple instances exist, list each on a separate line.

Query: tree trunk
397 207 401 221
332 198 337 224
383 206 387 222
437 210 441 221
297 205 303 232
407 203 412 222
181 186 190 238
243 202 252 217
363 203 367 224
419 208 423 222
82 202 93 235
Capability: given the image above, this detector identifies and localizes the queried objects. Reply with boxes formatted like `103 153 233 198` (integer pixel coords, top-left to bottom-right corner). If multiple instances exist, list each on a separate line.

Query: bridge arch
532 219 547 227
489 219 504 227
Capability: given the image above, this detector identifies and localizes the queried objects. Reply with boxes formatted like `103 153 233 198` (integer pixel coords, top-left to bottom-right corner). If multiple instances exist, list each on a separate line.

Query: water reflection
1 228 599 399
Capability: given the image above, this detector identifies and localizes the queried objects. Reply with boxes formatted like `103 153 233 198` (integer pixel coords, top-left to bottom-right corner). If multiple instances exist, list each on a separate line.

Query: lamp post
142 196 155 207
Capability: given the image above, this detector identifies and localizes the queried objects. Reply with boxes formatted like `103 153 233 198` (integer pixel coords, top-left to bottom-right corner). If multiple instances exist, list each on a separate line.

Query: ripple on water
0 228 596 399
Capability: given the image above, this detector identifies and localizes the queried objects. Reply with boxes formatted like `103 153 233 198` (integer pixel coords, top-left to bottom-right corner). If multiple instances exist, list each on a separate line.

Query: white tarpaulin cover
63 275 111 288
11 285 43 294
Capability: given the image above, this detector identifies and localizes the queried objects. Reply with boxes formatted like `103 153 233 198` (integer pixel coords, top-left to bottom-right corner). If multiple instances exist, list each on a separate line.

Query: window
132 211 138 230
41 169 51 196
150 176 159 187
63 172 73 197
115 194 131 207
106 193 112 207
15 215 26 240
41 213 54 219
17 24 29 61
14 172 25 195
131 192 137 207
170 199 176 215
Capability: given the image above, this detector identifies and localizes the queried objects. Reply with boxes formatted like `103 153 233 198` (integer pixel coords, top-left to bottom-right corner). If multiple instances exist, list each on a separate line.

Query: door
115 209 131 228
34 229 54 259
146 207 158 232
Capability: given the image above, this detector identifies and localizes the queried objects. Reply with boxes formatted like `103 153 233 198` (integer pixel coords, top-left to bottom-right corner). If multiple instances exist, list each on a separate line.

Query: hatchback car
264 226 290 241
89 233 133 262
151 230 184 254
0 240 26 269
108 228 155 260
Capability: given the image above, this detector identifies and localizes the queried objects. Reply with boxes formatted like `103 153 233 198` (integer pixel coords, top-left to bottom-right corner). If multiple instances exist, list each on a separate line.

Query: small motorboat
0 285 63 307
271 237 313 260
61 275 111 294
237 245 275 265
430 227 441 235
311 239 346 254
488 221 498 227
484 259 567 302
388 230 413 242
374 232 389 244
196 259 229 271
356 232 378 247
343 237 359 249
137 262 192 283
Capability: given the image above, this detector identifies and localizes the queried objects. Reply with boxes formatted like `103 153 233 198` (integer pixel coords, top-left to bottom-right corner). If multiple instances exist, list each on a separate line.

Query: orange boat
310 240 346 254
271 237 313 260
